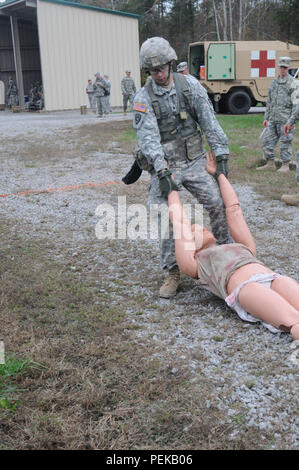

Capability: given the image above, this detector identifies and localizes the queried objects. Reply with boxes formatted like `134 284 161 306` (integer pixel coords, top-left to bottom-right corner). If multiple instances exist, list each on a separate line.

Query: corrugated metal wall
37 0 140 111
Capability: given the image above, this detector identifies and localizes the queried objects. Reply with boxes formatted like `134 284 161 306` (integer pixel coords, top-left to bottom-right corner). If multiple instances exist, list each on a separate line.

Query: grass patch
0 355 44 412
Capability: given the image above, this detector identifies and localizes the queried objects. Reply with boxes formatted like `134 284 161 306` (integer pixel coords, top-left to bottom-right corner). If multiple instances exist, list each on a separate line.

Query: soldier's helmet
140 37 177 70
177 61 188 72
278 56 291 67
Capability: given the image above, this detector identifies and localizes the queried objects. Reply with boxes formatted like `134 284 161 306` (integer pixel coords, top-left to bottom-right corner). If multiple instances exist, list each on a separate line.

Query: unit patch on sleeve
134 102 147 113
135 113 142 126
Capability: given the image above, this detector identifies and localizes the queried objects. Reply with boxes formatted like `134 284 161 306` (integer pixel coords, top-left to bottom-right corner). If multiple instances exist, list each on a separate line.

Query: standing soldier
7 77 18 108
86 78 95 111
257 57 299 173
93 72 109 118
281 106 299 206
104 75 111 114
129 37 231 298
121 70 136 115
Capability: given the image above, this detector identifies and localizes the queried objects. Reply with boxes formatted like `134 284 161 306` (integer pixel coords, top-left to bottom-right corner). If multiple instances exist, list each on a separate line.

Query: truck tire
226 90 251 114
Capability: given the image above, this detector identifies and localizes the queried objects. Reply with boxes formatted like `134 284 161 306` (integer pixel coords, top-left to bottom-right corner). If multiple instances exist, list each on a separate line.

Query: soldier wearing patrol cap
258 56 299 173
7 77 18 107
128 36 231 298
177 61 189 75
121 70 136 115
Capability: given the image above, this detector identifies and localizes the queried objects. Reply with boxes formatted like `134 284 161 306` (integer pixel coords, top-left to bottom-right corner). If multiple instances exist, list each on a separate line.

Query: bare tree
228 0 233 40
212 0 221 40
238 0 243 39
222 0 228 40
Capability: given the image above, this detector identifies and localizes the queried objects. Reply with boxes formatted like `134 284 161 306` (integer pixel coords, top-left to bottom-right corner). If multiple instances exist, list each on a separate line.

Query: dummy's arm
218 175 256 255
168 190 198 278
206 152 256 255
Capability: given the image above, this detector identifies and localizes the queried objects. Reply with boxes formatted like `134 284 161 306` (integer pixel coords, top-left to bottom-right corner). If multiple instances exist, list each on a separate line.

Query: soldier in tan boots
257 57 299 173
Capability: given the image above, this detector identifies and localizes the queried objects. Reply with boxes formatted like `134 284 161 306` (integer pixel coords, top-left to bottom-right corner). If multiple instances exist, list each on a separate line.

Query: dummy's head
191 224 216 251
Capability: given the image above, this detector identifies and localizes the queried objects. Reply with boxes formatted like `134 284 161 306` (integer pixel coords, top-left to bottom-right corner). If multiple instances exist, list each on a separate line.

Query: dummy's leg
271 276 299 338
271 276 299 310
238 282 299 340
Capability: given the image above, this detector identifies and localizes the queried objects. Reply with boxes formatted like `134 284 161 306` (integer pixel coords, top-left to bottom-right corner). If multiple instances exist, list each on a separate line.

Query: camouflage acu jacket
121 77 136 95
132 74 229 173
264 74 299 123
93 77 108 97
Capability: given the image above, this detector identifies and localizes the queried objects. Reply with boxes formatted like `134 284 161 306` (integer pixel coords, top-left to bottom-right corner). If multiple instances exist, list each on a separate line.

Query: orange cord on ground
0 180 123 198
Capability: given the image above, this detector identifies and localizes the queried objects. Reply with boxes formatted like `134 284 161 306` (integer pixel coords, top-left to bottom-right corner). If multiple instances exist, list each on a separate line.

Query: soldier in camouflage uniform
93 72 109 117
7 77 18 107
104 75 111 114
86 79 96 110
121 70 136 115
132 37 231 298
281 105 299 206
258 57 299 173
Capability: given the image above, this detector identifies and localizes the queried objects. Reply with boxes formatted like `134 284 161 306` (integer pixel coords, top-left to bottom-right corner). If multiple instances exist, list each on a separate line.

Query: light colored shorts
225 273 282 333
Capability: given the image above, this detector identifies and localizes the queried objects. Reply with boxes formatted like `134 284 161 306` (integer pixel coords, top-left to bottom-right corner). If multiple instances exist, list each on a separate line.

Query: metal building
0 0 140 110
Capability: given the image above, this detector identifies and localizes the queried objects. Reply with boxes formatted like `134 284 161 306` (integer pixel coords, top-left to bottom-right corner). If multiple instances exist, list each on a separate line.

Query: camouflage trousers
262 121 294 163
103 95 111 114
88 93 96 109
296 150 299 183
8 95 17 107
148 155 232 270
123 93 134 112
95 95 108 116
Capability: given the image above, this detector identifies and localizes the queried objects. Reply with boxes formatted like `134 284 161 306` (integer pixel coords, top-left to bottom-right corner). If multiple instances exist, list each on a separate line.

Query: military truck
188 40 299 114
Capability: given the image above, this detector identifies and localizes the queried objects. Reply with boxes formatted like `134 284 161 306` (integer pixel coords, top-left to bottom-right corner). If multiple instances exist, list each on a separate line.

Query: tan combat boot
159 266 181 298
277 162 290 173
281 194 299 206
256 159 276 170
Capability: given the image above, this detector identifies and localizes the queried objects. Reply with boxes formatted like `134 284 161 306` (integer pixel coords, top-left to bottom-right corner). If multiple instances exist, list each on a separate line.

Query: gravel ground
0 109 298 449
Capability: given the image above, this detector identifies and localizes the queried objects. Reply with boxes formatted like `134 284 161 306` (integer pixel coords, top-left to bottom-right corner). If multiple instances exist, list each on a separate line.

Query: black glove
122 160 142 185
215 154 229 178
158 169 179 198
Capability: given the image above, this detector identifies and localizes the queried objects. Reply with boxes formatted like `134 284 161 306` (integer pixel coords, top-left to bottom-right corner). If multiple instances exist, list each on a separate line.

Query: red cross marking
251 50 275 77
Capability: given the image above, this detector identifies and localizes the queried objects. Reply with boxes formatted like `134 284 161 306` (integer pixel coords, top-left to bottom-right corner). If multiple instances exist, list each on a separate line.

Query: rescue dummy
168 151 299 340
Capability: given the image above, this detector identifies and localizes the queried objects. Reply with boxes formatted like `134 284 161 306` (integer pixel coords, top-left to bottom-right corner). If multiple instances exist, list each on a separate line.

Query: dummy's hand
206 151 217 176
158 169 179 198
283 123 294 136
215 154 229 178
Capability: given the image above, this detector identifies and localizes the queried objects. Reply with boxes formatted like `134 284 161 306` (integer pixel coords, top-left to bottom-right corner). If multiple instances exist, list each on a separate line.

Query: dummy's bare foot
290 323 299 340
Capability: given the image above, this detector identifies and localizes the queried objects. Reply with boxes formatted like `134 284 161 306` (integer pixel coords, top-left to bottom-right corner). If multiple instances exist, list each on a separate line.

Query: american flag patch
134 102 147 113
